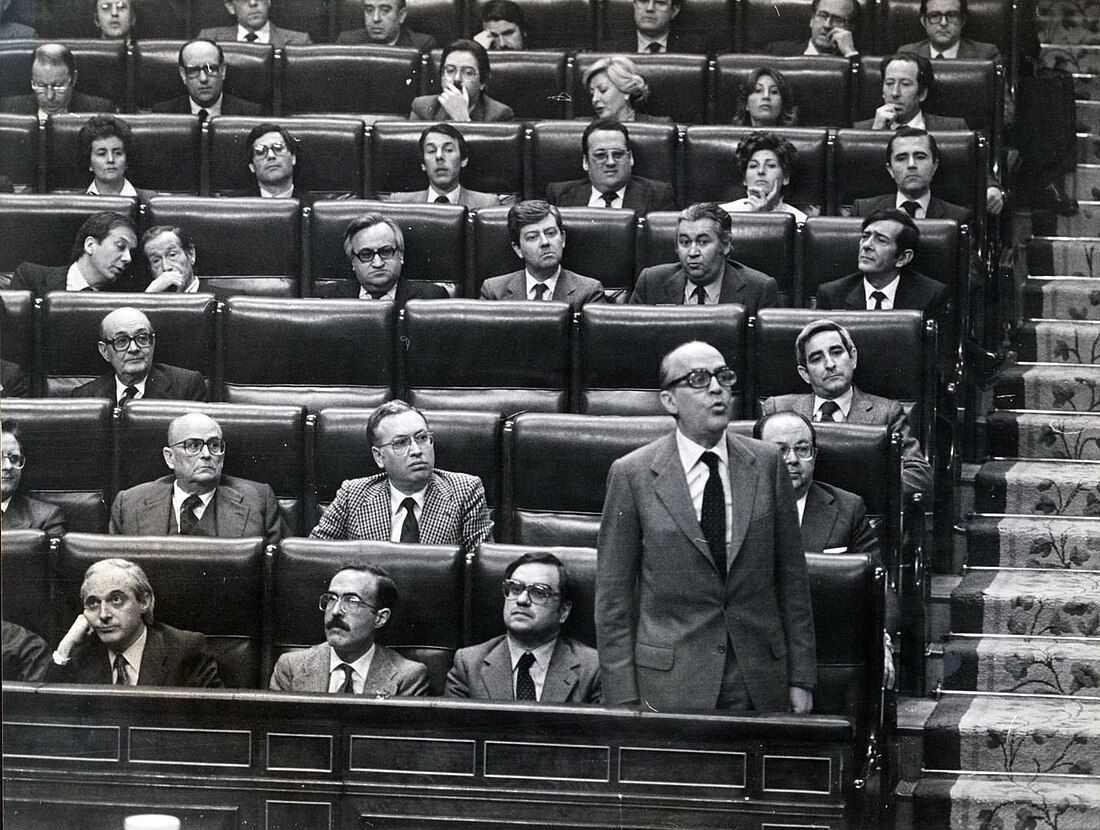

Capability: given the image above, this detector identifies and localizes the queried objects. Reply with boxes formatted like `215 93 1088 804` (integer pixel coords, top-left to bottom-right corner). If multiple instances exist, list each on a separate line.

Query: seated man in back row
198 0 312 47
337 0 435 51
12 212 140 297
851 128 970 221
0 43 117 118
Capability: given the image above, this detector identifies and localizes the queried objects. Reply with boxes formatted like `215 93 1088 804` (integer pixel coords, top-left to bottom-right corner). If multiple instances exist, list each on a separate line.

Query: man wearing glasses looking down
309 400 493 552
0 43 117 119
151 39 262 118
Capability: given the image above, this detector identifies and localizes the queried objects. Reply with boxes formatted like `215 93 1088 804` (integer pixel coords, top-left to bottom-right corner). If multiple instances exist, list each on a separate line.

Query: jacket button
717 644 726 654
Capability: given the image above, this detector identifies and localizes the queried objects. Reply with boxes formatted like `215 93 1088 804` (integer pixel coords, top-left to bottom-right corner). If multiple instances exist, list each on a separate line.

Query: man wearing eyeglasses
310 400 493 551
1 421 66 535
46 557 223 687
151 39 263 118
598 340 816 714
446 552 601 703
270 562 429 696
0 43 117 119
198 0 312 49
71 308 206 404
243 123 299 199
765 0 859 58
898 0 999 60
604 0 709 54
409 40 514 123
109 412 287 546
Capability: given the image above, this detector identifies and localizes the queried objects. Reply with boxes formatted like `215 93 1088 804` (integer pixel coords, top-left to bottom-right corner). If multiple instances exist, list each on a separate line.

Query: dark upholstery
274 538 465 696
115 400 306 535
469 543 598 648
0 113 38 192
281 45 420 116
737 0 876 54
368 120 523 200
1 289 34 371
268 0 330 43
501 413 672 545
1 529 52 638
208 115 364 199
0 399 112 533
876 0 1012 57
467 0 595 50
572 52 709 125
714 55 854 128
306 199 465 297
46 113 201 194
144 194 300 296
601 0 735 54
470 205 636 300
340 0 463 47
0 194 136 272
133 40 274 113
574 304 748 416
0 39 125 110
56 533 267 688
400 298 571 414
423 49 569 121
220 297 395 411
39 291 216 397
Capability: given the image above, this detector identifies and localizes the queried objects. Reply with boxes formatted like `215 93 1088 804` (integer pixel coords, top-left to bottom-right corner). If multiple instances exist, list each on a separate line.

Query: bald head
167 412 220 445
163 413 225 494
756 411 817 498
658 340 734 447
97 307 155 386
99 307 151 340
659 340 725 387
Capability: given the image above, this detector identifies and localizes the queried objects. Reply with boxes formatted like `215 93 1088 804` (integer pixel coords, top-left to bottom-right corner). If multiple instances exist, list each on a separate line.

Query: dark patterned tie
692 285 707 305
337 663 355 693
118 385 138 405
699 451 727 578
399 497 420 543
179 494 202 535
600 191 617 208
434 194 449 203
244 32 258 42
870 290 888 310
532 283 548 301
818 400 841 422
901 200 920 218
197 108 209 123
646 41 662 53
113 654 130 685
515 652 536 700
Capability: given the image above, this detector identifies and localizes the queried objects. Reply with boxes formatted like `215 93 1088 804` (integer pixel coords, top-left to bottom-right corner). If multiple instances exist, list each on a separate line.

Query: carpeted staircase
907 3 1100 826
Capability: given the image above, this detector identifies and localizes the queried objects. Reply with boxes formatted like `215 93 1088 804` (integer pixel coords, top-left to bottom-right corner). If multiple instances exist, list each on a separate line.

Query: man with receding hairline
336 0 435 51
765 0 860 57
0 43 117 117
11 212 140 298
151 38 263 117
199 0 312 48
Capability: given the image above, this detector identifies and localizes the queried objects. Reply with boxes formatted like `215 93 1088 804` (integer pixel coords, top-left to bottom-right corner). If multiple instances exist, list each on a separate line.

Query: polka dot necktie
532 283 548 301
515 652 536 700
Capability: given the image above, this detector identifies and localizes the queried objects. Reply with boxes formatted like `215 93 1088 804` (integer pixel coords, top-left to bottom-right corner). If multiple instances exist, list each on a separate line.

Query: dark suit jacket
0 90 118 114
197 24 312 48
603 27 714 54
312 278 449 304
150 93 264 115
109 473 287 547
629 260 780 318
854 111 970 130
596 431 816 712
801 481 878 555
814 268 948 320
898 38 1000 60
71 363 207 404
446 635 602 703
409 93 514 123
546 176 676 214
381 187 514 208
44 622 224 687
852 192 971 222
10 262 138 299
336 26 436 52
1 359 29 397
479 268 606 310
270 642 429 696
1 493 66 535
765 39 817 56
3 621 50 682
762 387 933 498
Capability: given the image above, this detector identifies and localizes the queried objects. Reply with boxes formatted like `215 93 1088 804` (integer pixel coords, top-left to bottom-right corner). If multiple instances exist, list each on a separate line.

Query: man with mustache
270 561 429 696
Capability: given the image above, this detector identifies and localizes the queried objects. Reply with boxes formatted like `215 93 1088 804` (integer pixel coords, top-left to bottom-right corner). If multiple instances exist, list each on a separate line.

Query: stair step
1076 72 1099 101
986 410 1100 460
931 574 964 642
1038 7 1100 46
1027 236 1100 276
1050 200 1100 236
1016 319 1100 364
1072 163 1100 198
1024 277 1100 322
941 635 1100 697
967 514 1100 569
1076 132 1099 163
975 458 1100 517
951 568 1100 637
993 363 1100 412
913 772 1100 828
1078 101 1100 133
1042 43 1100 75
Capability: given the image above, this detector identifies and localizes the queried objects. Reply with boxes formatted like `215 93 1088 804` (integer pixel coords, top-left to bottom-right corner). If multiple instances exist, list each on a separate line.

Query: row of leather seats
2 529 886 717
0 117 991 223
0 39 1006 130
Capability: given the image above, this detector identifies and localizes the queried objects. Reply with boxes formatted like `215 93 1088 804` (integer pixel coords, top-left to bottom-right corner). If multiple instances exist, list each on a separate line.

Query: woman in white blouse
720 131 808 223
80 114 138 198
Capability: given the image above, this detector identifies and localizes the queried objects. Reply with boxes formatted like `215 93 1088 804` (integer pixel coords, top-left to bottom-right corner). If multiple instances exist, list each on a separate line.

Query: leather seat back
281 44 420 115
133 40 273 113
714 55 853 128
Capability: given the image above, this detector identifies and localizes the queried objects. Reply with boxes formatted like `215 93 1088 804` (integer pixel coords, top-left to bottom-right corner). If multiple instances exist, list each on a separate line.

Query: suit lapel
725 435 758 568
212 484 250 538
552 271 574 303
801 483 837 552
305 644 332 692
665 269 689 304
505 271 526 300
4 495 31 527
847 387 875 423
136 625 168 686
717 263 744 304
650 436 714 567
420 476 458 545
480 637 517 700
842 277 865 310
142 479 175 535
362 646 398 696
542 639 579 702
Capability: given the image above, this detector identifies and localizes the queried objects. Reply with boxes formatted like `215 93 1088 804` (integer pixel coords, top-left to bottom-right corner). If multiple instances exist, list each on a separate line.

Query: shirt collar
683 276 722 305
87 178 138 198
899 109 926 130
587 185 625 208
238 21 271 43
427 184 461 204
813 386 855 420
525 268 561 299
674 427 729 476
65 261 93 292
863 273 902 307
796 492 808 524
258 181 295 199
115 375 149 402
895 190 932 216
1 496 10 512
932 41 961 59
109 624 148 683
190 94 223 116
803 39 823 55
388 482 428 517
172 481 217 512
329 641 376 685
359 283 397 300
637 32 669 52
506 634 557 670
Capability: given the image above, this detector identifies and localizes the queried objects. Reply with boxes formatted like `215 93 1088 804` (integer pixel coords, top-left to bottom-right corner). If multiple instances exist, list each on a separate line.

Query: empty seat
401 298 571 415
307 199 466 297
281 44 420 116
0 399 113 533
467 0 595 50
601 0 734 54
368 120 522 200
502 414 671 546
0 40 126 112
0 194 137 275
274 538 465 695
133 40 273 113
39 291 216 397
714 55 854 128
470 205 636 301
339 0 462 47
56 533 267 688
220 297 395 411
143 194 300 296
45 113 201 194
737 0 876 55
876 0 1011 57
115 400 306 535
208 115 364 198
572 53 709 125
0 113 38 192
0 529 52 640
1 289 34 380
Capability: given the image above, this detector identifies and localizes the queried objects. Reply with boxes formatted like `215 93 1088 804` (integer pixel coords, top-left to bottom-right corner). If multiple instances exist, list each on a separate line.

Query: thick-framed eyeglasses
353 245 400 263
663 366 737 390
813 10 850 26
252 142 289 158
168 437 226 456
2 453 26 469
502 579 560 605
31 80 73 93
375 430 434 455
924 11 962 23
83 591 132 613
589 149 628 164
182 63 223 78
319 592 377 614
777 442 816 461
101 332 155 352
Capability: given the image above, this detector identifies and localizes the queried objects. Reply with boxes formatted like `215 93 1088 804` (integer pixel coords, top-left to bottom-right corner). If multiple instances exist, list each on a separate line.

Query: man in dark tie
150 39 263 118
446 551 601 702
898 0 1000 60
603 0 709 54
269 561 430 696
109 412 287 546
70 308 207 403
198 0 312 48
851 128 970 221
761 318 932 497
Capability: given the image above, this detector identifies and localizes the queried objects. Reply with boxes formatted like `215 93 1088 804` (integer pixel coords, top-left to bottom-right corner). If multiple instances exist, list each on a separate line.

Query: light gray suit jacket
445 635 601 703
479 268 607 310
380 187 514 209
197 24 312 48
270 642 429 696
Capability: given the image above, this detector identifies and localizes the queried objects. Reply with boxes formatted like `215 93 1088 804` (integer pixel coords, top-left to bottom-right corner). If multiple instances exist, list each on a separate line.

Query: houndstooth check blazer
309 469 493 551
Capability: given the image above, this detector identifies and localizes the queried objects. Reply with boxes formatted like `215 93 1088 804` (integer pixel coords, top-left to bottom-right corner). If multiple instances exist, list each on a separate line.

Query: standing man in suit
310 400 494 551
0 43 117 118
765 0 859 58
761 318 933 498
629 202 780 315
480 200 606 310
381 123 513 207
409 40 514 122
270 561 429 696
814 207 947 319
151 39 264 118
899 0 1000 60
46 558 223 687
11 212 140 297
110 413 287 546
313 212 449 303
852 128 970 221
337 0 436 51
71 308 208 403
447 552 601 703
546 120 676 214
199 0 312 47
597 340 816 713
1 421 66 535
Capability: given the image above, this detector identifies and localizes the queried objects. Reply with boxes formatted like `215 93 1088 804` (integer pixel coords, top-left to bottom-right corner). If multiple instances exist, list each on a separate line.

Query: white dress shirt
359 284 397 300
239 22 271 43
587 186 625 209
506 635 557 700
114 376 148 403
637 33 668 53
87 179 138 198
525 268 560 300
863 274 901 309
813 386 854 421
674 429 732 547
107 625 148 685
427 184 462 204
895 190 932 218
328 644 376 693
190 95 223 117
682 277 722 305
65 261 93 292
172 483 216 530
930 42 961 59
388 483 427 542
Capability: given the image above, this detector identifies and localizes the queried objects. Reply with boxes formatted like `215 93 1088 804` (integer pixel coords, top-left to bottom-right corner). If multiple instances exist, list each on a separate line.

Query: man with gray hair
0 43 117 118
